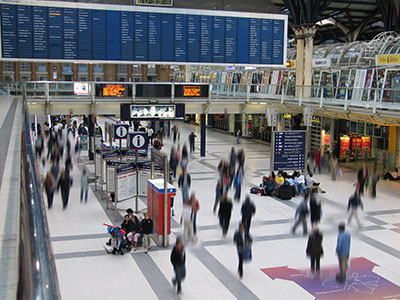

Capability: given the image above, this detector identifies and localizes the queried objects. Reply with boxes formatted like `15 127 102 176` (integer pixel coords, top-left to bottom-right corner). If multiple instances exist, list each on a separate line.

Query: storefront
338 120 388 162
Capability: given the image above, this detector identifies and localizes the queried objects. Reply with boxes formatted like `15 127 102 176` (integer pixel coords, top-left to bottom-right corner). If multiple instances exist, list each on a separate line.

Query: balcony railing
3 81 400 112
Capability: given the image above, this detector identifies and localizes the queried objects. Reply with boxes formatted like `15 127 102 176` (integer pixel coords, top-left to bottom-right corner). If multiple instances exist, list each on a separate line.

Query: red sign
323 134 330 145
351 137 362 150
361 136 371 156
340 136 350 158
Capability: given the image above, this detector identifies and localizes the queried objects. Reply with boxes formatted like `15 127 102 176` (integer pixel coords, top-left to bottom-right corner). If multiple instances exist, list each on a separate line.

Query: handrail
18 82 60 299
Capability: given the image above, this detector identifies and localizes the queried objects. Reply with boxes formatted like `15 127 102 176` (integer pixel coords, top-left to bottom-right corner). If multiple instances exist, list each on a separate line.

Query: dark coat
241 200 256 220
171 245 186 267
310 198 321 223
233 230 252 253
121 219 134 233
178 173 191 188
306 230 323 258
141 218 153 234
218 200 233 219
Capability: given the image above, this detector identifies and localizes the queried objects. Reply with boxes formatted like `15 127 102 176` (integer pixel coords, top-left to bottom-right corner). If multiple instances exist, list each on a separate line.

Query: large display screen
131 105 175 118
0 0 287 66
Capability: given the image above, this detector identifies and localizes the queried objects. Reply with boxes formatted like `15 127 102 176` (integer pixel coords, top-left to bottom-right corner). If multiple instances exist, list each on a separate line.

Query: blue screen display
0 2 286 65
273 131 306 171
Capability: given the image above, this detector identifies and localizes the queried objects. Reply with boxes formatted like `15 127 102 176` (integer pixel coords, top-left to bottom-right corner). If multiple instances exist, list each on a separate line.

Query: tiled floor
46 120 400 300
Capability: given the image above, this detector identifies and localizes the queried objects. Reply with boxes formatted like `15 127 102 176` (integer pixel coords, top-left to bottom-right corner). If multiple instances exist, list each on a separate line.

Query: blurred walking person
188 131 196 153
233 222 252 279
80 169 89 203
171 237 186 294
58 170 73 209
370 166 379 199
347 189 363 228
218 194 233 237
43 171 55 209
189 192 200 235
292 195 309 235
336 222 351 283
310 193 322 226
178 168 191 204
181 200 194 244
241 195 256 234
306 224 323 277
234 169 243 202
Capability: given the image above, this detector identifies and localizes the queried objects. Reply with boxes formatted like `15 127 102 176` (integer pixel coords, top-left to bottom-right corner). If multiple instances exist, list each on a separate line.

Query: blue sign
273 131 306 171
129 132 148 150
114 124 129 139
0 1 287 66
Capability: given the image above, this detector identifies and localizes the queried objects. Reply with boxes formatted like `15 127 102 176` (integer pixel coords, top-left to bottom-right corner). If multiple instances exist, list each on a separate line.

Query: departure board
273 131 306 171
0 0 287 66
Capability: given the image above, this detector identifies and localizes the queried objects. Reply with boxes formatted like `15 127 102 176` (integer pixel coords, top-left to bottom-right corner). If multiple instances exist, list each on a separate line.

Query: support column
329 118 335 154
294 28 304 98
184 65 191 82
200 113 206 157
141 64 148 82
88 114 95 161
303 27 317 99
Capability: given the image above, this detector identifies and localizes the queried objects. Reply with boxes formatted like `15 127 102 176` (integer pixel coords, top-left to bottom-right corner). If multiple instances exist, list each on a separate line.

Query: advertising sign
74 82 90 95
80 135 88 150
273 131 306 171
130 105 175 119
340 136 350 158
362 136 371 156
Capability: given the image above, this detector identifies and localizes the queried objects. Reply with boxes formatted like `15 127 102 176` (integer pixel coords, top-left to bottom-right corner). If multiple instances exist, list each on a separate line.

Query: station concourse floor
45 120 400 300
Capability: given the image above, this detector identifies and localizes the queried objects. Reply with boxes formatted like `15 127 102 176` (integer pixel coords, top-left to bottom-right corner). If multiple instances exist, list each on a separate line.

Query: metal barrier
18 83 60 299
15 80 400 113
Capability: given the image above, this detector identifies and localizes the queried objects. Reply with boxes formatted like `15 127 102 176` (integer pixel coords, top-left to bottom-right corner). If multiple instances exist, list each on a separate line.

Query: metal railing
3 80 400 112
18 83 60 299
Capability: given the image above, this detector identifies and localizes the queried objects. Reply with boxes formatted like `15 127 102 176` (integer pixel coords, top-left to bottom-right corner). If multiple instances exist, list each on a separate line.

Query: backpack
250 187 258 194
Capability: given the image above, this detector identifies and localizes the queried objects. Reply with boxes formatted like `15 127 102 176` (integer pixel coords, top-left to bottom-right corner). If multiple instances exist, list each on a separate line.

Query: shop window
78 64 88 73
118 76 127 82
94 75 103 82
118 64 127 74
4 62 13 72
3 74 14 82
62 75 73 81
37 74 47 81
63 63 72 73
37 62 46 72
94 64 103 73
20 74 31 81
21 62 31 72
79 75 88 82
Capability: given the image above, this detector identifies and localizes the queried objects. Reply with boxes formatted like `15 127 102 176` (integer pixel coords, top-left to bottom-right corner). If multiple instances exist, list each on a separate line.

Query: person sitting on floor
306 173 326 194
275 171 285 188
384 168 399 180
260 176 275 196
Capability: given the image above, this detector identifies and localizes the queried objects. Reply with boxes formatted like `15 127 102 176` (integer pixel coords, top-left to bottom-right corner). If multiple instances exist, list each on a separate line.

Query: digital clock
136 0 173 7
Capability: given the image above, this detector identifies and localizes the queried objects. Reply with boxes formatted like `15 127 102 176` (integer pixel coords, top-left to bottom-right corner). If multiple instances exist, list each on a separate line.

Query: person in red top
314 149 321 174
189 192 200 236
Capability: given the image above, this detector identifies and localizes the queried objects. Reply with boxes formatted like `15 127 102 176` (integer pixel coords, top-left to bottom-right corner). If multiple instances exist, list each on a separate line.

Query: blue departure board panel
148 13 161 61
121 11 134 61
92 10 106 60
225 17 237 63
63 8 77 59
106 11 120 60
77 9 91 60
187 15 200 62
0 1 287 66
174 14 187 62
135 12 147 61
200 15 212 63
33 6 48 59
17 5 33 58
48 7 63 59
261 19 273 64
213 16 225 63
161 13 174 62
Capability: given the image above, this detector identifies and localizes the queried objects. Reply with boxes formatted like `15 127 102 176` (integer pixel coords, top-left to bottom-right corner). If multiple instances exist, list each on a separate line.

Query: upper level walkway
7 81 399 124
